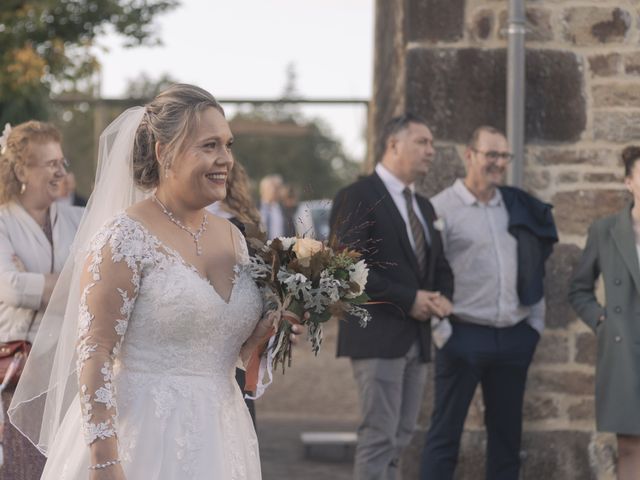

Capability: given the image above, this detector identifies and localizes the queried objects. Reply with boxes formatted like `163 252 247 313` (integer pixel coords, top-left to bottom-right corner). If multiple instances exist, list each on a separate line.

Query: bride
8 84 300 479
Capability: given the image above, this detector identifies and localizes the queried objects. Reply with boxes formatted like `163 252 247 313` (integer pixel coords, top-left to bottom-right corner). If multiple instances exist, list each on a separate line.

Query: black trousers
420 320 539 480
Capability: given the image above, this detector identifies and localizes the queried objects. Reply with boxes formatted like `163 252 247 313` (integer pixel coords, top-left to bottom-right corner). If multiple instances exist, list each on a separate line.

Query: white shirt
0 201 83 342
431 179 545 332
375 163 431 252
260 202 285 240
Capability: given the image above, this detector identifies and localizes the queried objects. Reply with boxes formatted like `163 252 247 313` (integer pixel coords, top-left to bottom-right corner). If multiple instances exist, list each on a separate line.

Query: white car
293 200 333 241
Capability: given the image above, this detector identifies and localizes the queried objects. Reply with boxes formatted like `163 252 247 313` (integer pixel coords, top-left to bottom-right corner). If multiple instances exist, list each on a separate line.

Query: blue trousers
420 320 539 480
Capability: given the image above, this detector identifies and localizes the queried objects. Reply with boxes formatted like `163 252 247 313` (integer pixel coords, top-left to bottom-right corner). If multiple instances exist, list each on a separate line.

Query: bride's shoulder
89 209 152 257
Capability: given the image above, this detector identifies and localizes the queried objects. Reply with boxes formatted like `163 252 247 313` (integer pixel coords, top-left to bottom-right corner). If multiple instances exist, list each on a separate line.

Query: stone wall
370 0 640 478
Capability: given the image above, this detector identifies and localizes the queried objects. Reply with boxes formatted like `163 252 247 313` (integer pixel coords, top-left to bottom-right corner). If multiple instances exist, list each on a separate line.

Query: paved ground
258 416 358 480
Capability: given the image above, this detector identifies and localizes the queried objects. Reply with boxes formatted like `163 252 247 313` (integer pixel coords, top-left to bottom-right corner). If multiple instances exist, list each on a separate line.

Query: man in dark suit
330 113 454 480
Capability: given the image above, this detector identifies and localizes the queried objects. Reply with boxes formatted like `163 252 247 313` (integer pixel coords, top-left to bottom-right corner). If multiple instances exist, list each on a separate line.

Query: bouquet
238 236 371 380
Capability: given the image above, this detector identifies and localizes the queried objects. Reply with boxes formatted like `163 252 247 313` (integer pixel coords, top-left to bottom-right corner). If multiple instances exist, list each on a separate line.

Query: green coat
569 203 640 435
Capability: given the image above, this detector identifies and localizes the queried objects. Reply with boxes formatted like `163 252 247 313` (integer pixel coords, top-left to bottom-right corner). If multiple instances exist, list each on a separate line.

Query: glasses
471 149 513 163
31 158 70 171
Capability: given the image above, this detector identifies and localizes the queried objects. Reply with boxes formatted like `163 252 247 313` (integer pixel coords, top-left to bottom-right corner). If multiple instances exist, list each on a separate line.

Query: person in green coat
569 145 640 479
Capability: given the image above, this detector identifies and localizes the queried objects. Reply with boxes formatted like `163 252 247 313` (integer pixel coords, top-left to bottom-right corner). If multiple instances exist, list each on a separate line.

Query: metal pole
507 0 526 188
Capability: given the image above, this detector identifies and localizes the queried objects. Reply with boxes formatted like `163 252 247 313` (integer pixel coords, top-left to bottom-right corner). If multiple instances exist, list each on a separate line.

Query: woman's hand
285 311 309 346
89 463 126 480
240 310 308 366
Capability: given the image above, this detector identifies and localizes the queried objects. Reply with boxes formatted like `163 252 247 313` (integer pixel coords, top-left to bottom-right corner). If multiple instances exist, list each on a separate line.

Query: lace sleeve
76 217 143 454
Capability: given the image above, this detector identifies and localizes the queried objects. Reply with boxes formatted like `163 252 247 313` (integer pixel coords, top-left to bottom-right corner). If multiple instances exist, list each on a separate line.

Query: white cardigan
0 201 83 342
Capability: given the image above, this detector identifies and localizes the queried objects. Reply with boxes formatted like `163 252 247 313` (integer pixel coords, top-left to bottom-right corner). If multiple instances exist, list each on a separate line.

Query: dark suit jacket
329 172 454 362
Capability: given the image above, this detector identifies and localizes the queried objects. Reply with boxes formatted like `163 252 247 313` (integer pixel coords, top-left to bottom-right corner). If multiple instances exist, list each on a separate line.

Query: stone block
556 171 580 184
593 83 640 108
499 8 554 42
594 111 640 143
523 169 551 191
563 7 631 45
584 172 624 183
544 244 581 328
523 394 560 421
469 8 494 42
528 369 594 395
520 431 595 479
533 149 619 168
406 48 586 143
533 333 570 364
589 433 617 478
552 190 628 236
575 331 597 365
624 52 640 75
417 146 465 198
568 398 596 421
589 53 621 77
406 0 464 43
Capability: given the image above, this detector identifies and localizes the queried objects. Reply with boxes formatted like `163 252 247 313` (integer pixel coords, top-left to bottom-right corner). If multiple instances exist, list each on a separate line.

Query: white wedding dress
39 213 264 479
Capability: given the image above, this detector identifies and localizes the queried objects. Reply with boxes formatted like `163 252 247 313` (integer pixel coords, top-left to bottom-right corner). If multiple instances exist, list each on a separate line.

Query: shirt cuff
526 298 546 334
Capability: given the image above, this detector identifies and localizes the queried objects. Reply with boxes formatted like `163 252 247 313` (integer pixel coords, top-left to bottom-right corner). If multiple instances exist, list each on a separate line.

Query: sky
96 0 374 159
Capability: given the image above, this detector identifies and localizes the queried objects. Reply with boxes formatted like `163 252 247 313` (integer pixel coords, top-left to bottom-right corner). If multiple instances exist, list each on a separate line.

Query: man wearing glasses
420 126 557 480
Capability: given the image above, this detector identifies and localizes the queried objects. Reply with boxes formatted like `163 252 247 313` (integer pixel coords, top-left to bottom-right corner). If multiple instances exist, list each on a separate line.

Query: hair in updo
0 120 61 205
622 145 640 178
133 84 225 189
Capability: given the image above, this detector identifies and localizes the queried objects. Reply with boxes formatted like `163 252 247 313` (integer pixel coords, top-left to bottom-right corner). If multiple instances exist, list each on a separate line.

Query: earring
20 183 26 195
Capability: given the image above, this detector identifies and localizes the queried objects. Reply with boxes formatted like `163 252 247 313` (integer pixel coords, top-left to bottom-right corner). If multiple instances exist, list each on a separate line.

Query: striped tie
403 187 427 277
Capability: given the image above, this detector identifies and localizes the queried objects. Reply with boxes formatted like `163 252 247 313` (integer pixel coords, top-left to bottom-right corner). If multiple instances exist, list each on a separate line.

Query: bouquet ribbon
244 308 301 400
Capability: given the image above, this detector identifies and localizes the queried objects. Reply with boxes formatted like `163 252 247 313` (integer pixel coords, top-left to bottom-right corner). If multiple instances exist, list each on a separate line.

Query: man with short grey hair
420 126 557 480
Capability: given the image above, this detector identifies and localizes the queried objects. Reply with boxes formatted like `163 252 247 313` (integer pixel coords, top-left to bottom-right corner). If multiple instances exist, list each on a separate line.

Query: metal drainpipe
507 0 526 188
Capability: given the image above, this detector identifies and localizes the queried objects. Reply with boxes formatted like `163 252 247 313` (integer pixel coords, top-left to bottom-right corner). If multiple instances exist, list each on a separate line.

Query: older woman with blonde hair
0 120 83 479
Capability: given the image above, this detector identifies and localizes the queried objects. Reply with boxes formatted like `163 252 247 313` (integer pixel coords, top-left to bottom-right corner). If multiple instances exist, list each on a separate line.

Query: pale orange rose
292 238 324 266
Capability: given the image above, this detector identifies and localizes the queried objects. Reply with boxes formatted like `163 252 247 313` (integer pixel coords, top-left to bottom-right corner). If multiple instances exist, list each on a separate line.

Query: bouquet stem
271 296 304 373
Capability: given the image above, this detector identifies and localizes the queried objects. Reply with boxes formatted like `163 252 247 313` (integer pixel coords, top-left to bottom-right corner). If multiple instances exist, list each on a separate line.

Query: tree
229 64 362 200
123 72 179 99
0 0 178 125
230 114 354 200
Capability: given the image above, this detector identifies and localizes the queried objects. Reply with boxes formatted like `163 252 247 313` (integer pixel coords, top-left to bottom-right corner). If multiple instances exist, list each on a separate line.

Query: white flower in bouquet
266 236 297 250
292 238 324 266
346 260 369 299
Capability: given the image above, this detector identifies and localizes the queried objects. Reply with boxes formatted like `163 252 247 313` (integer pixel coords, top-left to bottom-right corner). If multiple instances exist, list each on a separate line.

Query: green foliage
0 0 178 124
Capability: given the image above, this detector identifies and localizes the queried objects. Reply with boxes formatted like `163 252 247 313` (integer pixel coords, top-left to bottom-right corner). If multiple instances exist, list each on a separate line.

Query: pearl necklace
152 195 208 256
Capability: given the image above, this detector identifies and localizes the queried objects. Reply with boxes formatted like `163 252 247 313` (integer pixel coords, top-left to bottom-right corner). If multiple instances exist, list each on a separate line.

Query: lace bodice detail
76 213 263 447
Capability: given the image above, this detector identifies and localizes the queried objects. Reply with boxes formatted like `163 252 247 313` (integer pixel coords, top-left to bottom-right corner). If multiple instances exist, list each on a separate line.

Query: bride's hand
89 463 126 480
240 310 308 365
286 311 309 346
